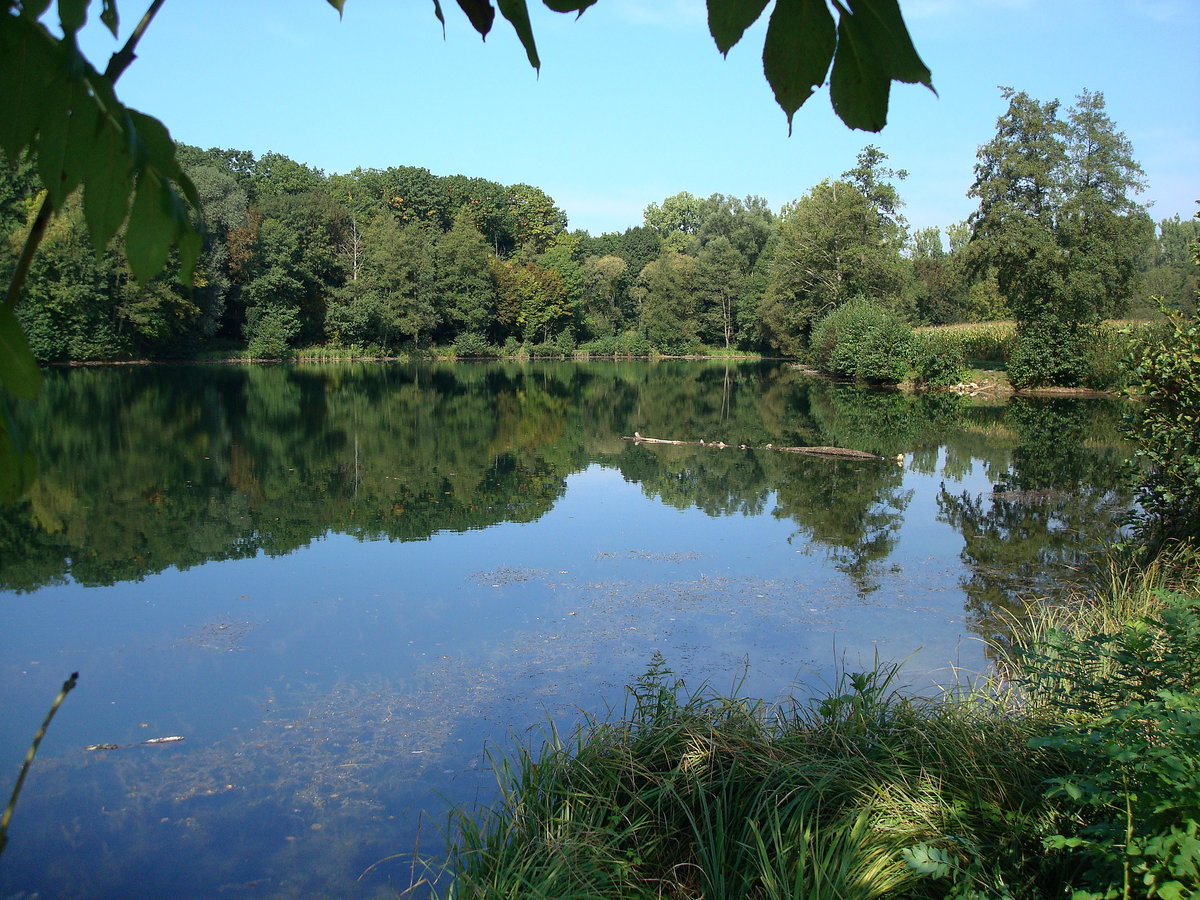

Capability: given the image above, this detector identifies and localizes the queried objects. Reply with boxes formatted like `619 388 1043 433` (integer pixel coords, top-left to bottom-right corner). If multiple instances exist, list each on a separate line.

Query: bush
912 331 968 387
1022 591 1200 900
614 330 651 357
452 331 495 358
554 327 576 356
810 299 913 383
244 305 300 359
1007 316 1090 388
1124 303 1200 547
579 335 618 357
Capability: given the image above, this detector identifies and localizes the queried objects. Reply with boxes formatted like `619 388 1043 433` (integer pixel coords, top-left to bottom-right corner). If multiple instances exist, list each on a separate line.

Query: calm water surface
0 361 1131 898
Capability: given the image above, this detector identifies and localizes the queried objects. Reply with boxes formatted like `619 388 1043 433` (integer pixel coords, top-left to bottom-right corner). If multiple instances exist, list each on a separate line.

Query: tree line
1 89 1193 375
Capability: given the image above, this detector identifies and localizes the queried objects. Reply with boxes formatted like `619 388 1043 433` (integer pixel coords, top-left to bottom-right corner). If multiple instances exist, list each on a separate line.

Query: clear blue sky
83 0 1200 237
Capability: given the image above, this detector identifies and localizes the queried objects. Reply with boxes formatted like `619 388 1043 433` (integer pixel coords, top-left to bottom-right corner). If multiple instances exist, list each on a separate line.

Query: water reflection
0 361 1132 898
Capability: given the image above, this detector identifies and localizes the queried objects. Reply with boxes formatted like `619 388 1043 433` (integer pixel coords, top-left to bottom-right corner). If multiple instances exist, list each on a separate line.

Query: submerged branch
622 432 904 464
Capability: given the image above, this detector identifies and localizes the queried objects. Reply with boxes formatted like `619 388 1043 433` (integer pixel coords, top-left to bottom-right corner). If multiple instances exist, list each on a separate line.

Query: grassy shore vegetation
423 295 1200 899
427 551 1198 900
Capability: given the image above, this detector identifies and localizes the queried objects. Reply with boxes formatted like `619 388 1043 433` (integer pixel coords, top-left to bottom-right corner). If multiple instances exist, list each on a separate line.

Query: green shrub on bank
912 331 968 387
1124 303 1200 547
1020 590 1200 900
810 299 914 384
452 332 496 358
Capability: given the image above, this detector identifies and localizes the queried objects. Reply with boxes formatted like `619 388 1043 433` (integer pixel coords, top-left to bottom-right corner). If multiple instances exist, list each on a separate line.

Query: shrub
1124 302 1200 547
614 330 651 357
1022 592 1200 900
579 335 618 357
554 327 576 356
809 298 913 383
913 331 968 387
452 331 494 358
1007 316 1090 388
244 305 300 359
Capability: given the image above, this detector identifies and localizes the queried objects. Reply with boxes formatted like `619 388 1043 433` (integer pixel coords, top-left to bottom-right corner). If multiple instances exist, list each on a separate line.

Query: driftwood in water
622 433 902 464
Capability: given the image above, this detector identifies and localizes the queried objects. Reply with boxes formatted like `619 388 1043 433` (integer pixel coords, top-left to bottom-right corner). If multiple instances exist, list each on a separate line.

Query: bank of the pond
427 546 1200 900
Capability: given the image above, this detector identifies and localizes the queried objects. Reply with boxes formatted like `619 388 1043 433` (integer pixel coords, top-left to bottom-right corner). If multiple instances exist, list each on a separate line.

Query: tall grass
425 546 1200 899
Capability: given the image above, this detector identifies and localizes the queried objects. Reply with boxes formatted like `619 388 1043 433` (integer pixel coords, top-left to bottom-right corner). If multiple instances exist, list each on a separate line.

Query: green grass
424 547 1200 899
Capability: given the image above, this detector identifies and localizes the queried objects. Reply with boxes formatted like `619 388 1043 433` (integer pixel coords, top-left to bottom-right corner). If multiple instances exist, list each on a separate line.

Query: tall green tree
633 251 700 354
435 208 498 341
762 165 906 354
968 88 1149 386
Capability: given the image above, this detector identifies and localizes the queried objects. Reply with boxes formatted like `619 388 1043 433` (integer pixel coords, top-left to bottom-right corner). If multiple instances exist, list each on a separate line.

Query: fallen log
622 433 903 464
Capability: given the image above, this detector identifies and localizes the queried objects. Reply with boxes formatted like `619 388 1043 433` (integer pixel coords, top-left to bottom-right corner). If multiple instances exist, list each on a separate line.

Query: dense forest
1 89 1195 367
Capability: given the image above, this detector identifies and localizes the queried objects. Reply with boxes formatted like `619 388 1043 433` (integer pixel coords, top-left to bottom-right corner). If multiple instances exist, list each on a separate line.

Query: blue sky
83 0 1199 237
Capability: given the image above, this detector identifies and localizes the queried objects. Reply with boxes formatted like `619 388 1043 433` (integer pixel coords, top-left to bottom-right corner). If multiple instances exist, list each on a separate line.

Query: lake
0 360 1132 898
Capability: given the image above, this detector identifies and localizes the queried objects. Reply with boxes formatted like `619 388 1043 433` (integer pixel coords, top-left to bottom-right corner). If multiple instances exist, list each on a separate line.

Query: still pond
1 360 1131 898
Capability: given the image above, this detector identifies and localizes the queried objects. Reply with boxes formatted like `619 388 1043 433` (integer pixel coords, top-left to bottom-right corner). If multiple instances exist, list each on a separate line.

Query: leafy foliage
968 89 1151 388
1124 287 1200 548
1022 592 1200 900
809 297 913 383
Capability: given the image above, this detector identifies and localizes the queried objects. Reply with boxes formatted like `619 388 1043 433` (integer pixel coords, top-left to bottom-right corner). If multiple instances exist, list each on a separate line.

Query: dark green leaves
496 0 539 69
709 0 769 56
707 0 935 133
422 0 932 131
763 0 835 133
0 306 41 401
829 0 933 131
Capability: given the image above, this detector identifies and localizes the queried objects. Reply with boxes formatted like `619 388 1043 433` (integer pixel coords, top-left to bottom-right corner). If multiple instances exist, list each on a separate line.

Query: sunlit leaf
829 3 890 131
456 0 496 37
81 115 134 251
708 0 768 56
764 0 835 133
497 0 539 68
0 14 56 159
0 304 43 400
126 170 176 283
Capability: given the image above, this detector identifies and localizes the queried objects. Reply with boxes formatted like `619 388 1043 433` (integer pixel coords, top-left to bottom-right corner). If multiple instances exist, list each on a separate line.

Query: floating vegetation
175 621 259 652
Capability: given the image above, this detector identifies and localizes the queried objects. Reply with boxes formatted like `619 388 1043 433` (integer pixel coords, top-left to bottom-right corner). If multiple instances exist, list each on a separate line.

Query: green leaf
708 0 769 56
497 0 539 69
324 0 345 16
0 304 43 401
456 0 496 37
57 0 86 36
127 108 176 167
0 14 57 159
763 0 835 132
829 2 890 131
125 170 175 283
34 78 76 209
81 114 134 251
542 0 597 16
901 843 953 878
847 0 933 89
99 0 117 36
20 1 55 19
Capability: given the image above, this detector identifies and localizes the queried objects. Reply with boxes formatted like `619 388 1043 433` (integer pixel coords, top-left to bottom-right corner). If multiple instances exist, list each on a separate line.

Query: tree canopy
2 0 933 496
